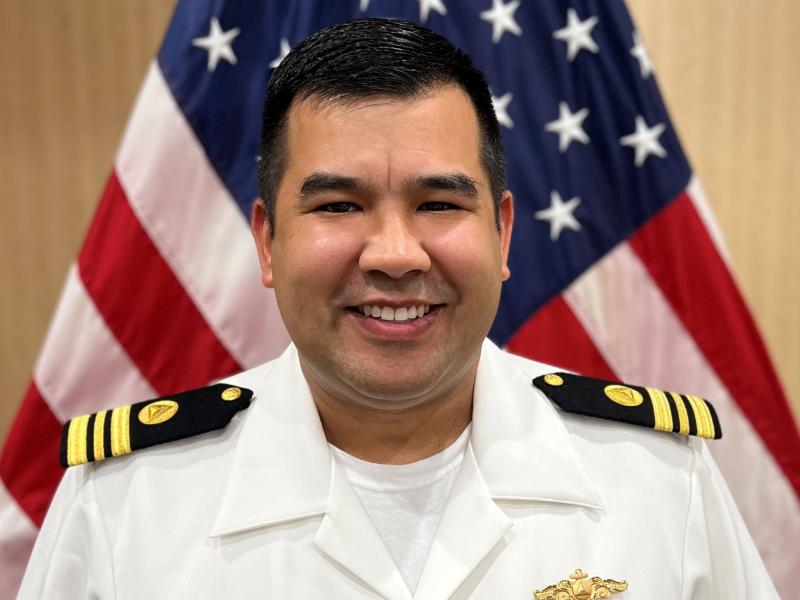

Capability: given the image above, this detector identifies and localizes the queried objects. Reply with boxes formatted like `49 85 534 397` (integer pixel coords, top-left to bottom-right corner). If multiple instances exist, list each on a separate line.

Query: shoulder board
533 372 721 440
60 383 253 468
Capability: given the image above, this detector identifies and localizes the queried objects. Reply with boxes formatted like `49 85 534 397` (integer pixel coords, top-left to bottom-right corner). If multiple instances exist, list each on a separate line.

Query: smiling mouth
346 304 441 322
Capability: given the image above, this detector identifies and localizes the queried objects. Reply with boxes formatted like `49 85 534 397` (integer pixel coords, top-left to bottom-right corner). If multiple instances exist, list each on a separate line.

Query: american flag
1 0 798 596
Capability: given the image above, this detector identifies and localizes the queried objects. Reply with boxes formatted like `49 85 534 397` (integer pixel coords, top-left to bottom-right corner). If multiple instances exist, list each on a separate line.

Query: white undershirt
329 426 471 594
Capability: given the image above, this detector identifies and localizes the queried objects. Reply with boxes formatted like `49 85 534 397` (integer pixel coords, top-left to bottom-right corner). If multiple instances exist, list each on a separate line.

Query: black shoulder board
60 383 253 468
533 372 721 440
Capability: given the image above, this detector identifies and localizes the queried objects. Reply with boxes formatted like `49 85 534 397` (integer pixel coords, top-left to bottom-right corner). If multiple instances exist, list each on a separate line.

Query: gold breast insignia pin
534 569 628 599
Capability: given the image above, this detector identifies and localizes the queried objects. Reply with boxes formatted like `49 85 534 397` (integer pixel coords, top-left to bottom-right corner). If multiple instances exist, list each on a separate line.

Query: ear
498 190 514 281
250 199 275 288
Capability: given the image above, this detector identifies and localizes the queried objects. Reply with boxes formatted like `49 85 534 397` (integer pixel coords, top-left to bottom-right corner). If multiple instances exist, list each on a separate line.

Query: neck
305 363 476 465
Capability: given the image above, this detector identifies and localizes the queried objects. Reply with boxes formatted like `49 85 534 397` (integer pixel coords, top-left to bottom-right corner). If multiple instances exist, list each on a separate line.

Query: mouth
347 303 436 322
345 302 444 340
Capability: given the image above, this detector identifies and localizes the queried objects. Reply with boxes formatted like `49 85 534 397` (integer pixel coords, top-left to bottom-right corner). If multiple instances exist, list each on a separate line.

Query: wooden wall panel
0 1 175 442
1 1 798 444
627 0 800 422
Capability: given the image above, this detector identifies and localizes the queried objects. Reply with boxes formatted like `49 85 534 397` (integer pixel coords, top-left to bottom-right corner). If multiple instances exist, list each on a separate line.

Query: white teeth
358 304 431 321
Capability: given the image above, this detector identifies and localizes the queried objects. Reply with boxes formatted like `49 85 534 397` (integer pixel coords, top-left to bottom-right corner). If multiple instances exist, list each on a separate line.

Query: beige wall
1 1 798 444
0 1 175 442
627 0 800 423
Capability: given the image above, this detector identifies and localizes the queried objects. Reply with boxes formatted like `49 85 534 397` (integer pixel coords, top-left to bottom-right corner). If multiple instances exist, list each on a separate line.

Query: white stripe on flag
0 480 38 600
563 240 800 592
34 265 155 422
116 63 289 370
564 242 713 389
687 177 731 265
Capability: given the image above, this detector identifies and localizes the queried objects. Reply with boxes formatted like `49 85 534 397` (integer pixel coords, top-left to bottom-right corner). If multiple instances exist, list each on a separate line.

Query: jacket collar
210 340 603 538
209 344 330 537
471 340 604 510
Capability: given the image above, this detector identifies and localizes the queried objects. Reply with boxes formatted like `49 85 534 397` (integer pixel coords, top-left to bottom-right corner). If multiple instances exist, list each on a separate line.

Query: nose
358 212 431 279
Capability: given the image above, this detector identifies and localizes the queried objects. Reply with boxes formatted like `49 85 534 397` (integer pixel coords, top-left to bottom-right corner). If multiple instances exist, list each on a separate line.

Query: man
19 18 777 599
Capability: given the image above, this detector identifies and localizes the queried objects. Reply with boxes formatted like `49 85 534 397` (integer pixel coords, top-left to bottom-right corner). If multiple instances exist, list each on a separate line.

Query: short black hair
257 18 507 233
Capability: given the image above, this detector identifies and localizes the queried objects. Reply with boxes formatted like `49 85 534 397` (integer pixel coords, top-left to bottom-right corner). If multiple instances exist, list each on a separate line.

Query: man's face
252 85 513 409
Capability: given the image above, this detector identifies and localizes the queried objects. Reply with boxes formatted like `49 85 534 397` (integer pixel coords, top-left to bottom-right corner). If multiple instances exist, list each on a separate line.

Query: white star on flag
192 17 241 72
620 115 667 167
480 0 523 44
418 0 447 22
360 0 370 11
545 101 590 152
492 92 514 129
534 191 582 241
553 8 599 62
630 31 653 78
269 39 291 69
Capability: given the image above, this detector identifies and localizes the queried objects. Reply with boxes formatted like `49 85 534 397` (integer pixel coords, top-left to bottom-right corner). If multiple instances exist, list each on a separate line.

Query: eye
418 201 460 212
316 201 360 213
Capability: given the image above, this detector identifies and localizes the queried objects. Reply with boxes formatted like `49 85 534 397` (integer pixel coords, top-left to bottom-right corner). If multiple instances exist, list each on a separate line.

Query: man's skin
251 84 514 464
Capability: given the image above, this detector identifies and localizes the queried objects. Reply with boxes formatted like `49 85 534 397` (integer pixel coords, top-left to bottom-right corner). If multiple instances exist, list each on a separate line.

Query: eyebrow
299 173 374 201
403 173 479 199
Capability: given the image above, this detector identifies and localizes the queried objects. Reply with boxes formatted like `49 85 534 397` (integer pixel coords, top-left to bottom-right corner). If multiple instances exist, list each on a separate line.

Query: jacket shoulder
533 371 722 440
60 382 253 468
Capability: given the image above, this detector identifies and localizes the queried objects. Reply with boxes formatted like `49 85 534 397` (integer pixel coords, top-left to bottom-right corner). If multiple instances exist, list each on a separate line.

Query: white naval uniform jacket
19 340 777 599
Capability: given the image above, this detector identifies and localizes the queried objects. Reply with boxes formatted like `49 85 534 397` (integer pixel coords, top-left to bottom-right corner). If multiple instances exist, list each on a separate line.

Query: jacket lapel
314 461 413 600
209 346 331 536
471 341 605 510
413 444 512 600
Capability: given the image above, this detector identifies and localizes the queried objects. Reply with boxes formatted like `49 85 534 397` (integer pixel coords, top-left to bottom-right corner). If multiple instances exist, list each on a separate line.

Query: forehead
281 85 486 191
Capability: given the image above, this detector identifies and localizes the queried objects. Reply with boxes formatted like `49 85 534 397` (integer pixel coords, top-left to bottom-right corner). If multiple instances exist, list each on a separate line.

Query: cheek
273 225 362 293
424 222 504 295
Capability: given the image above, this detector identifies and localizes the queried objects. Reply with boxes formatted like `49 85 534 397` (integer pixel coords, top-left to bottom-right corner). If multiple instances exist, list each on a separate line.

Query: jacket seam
87 468 119 598
679 443 698 598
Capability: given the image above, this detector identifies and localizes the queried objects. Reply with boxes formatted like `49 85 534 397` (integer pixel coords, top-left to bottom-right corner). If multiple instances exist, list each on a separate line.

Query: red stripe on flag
629 192 800 497
507 295 617 380
0 382 63 526
78 172 241 395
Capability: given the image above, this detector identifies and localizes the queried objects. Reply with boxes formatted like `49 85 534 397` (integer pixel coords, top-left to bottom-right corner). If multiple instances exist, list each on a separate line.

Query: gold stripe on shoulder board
93 410 107 462
67 414 91 467
686 395 716 439
669 392 690 435
110 405 132 457
646 387 673 433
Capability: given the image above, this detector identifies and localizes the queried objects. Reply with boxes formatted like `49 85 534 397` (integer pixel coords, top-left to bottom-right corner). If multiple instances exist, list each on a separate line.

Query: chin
343 371 446 409
350 378 435 409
